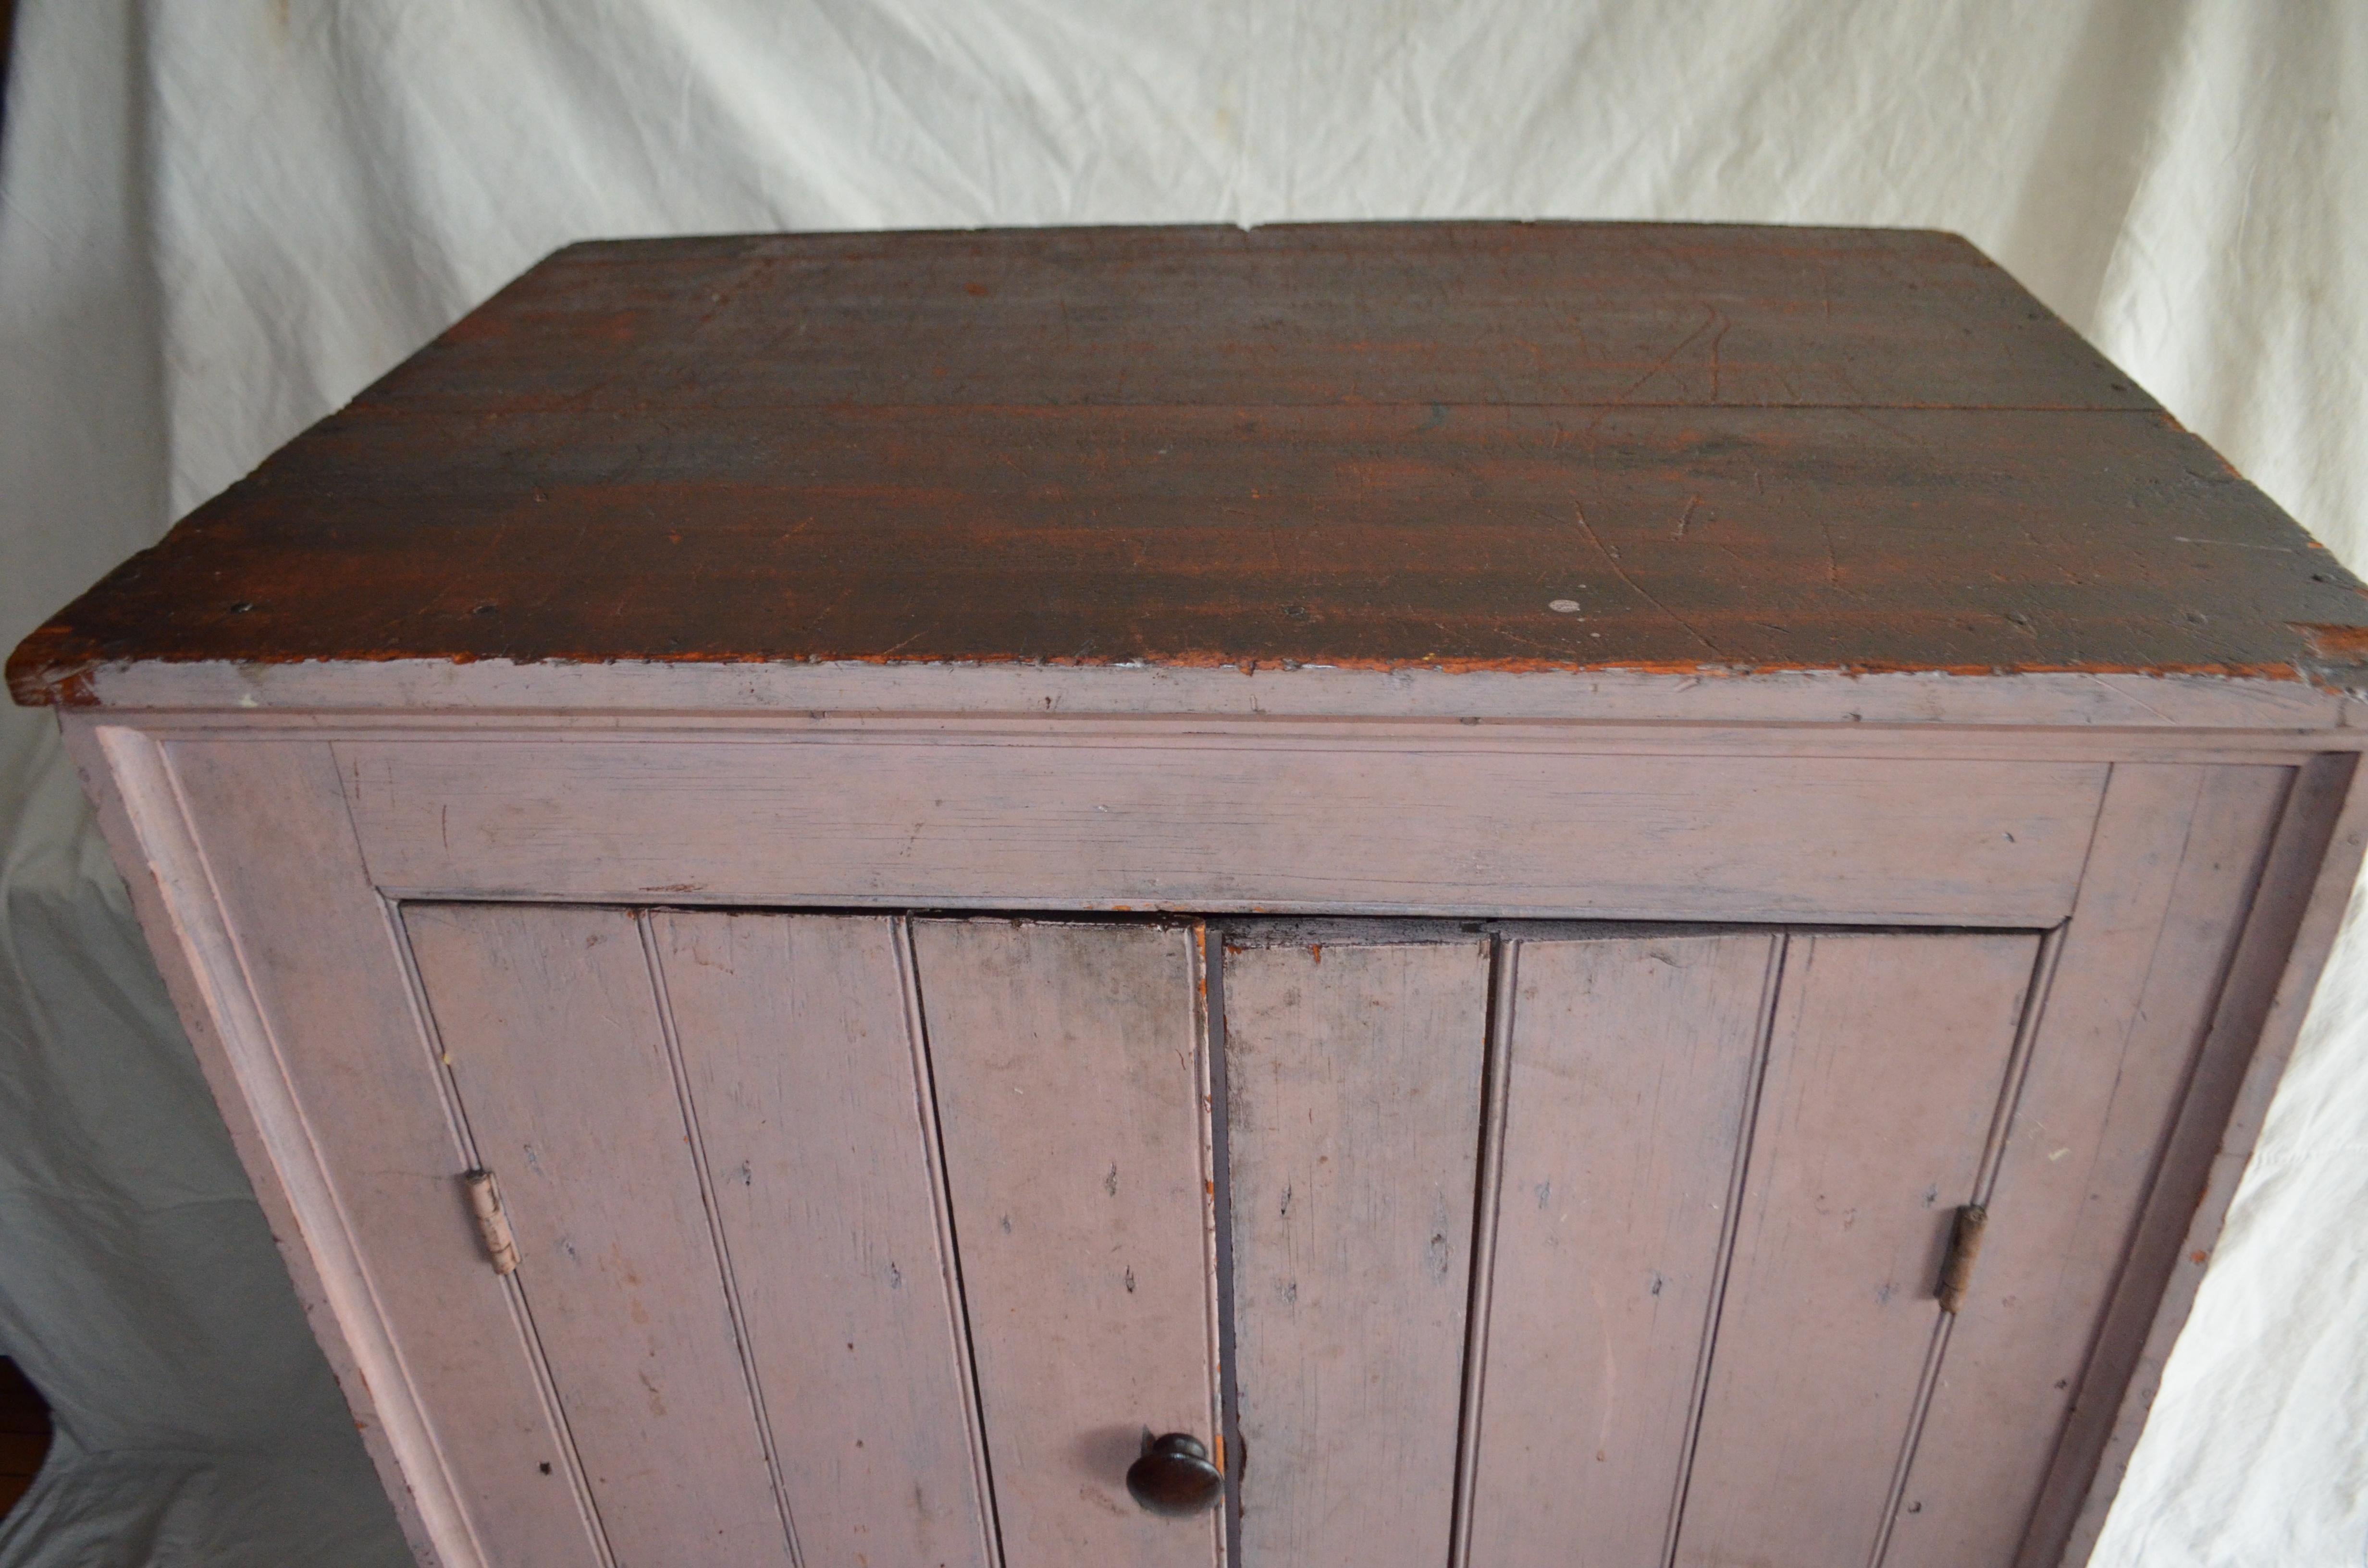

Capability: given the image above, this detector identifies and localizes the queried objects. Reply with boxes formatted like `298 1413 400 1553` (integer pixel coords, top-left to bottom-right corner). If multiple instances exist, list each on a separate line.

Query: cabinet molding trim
52 658 2361 735
337 738 2106 926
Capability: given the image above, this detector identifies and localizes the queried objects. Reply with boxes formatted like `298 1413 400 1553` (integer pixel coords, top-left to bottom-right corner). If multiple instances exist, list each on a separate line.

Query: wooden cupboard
13 222 2368 1567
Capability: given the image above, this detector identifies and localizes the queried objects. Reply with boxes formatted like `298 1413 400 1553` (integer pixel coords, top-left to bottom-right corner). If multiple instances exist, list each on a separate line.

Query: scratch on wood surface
2171 536 2301 552
1674 495 1702 541
1613 304 1720 404
1573 503 1727 661
2093 677 2175 723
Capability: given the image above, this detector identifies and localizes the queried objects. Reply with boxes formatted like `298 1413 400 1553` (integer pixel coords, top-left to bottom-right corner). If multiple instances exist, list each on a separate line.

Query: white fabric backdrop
0 3 2361 1563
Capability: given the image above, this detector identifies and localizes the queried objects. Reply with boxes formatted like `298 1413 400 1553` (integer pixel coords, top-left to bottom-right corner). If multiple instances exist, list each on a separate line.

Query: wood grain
15 404 2356 701
1885 766 2287 1565
1462 931 1780 1568
1221 931 1492 1568
339 738 2106 927
354 223 2157 414
912 919 1222 1568
1675 931 2040 1568
651 912 998 1568
14 223 2361 706
404 903 793 1567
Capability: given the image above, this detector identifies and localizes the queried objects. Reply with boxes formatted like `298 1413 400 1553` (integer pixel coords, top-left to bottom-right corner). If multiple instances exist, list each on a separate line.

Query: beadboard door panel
1221 931 1492 1568
913 919 1224 1568
650 912 999 1568
405 905 796 1567
1675 932 2044 1568
1459 930 1781 1568
337 738 2105 926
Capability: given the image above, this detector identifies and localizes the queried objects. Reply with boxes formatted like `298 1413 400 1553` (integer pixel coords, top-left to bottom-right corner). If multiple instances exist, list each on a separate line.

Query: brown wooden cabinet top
13 220 2368 706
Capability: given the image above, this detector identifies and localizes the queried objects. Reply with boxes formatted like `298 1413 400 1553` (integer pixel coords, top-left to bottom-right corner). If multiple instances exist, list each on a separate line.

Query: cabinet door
914 918 1226 1568
404 908 2049 1568
1673 931 2042 1568
1222 928 1494 1568
406 906 996 1568
654 911 999 1568
1461 929 1782 1567
1413 929 2043 1568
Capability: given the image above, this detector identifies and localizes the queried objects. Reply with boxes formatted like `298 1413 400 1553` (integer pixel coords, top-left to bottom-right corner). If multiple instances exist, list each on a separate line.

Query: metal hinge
1936 1203 1987 1314
463 1169 520 1275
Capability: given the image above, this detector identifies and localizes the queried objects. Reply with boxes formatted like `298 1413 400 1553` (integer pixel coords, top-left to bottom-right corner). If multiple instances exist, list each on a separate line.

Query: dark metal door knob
1124 1431 1222 1517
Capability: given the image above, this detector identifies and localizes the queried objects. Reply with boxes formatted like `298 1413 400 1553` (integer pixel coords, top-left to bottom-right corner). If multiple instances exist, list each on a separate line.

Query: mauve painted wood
912 920 1223 1568
1887 765 2288 1564
1676 932 2040 1568
14 224 2365 707
163 741 602 1567
62 717 2365 1568
2043 753 2363 1567
1221 934 1491 1568
334 739 2106 926
403 904 794 1566
65 729 455 1568
1461 932 1780 1568
649 912 998 1568
51 658 2360 730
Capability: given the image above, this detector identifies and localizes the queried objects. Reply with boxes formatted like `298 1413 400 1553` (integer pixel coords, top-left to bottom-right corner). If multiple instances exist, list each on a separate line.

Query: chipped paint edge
9 657 2363 733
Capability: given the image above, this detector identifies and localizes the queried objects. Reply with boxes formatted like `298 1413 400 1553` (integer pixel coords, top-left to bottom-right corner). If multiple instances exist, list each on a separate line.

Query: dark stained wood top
14 221 2368 705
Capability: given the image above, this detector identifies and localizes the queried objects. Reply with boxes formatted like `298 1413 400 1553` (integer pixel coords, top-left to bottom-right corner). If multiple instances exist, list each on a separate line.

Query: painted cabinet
16 223 2368 1567
67 732 2315 1568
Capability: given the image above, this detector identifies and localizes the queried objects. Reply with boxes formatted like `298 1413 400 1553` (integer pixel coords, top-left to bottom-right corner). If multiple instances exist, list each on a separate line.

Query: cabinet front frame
55 710 2368 1568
